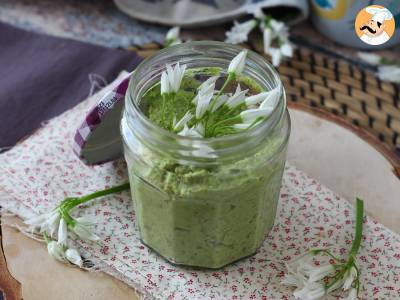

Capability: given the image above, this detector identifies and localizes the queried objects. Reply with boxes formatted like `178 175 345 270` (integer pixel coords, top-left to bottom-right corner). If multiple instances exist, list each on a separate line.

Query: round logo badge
355 5 395 46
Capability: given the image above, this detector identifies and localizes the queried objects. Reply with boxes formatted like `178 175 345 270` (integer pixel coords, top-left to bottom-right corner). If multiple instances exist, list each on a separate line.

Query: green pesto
128 68 288 268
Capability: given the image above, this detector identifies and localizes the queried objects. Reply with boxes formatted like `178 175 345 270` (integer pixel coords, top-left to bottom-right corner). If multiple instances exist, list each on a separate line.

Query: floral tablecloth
0 75 399 299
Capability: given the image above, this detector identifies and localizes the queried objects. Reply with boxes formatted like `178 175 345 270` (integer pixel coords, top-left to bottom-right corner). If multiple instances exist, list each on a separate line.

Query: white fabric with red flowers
0 79 399 300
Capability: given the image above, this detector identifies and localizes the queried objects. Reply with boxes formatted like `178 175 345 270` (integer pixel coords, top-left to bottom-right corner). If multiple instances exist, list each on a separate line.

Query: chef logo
355 5 395 46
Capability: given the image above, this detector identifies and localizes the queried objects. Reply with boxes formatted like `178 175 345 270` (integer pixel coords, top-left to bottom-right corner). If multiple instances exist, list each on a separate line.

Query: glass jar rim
123 41 290 162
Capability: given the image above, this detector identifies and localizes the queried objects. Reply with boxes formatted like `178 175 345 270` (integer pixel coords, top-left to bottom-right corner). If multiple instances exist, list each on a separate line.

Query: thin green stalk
63 182 130 211
161 94 167 127
208 73 234 112
349 198 364 260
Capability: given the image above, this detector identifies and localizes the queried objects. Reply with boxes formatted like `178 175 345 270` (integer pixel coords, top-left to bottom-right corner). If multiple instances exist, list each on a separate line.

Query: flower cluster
24 183 130 267
358 52 400 84
225 6 293 66
282 198 364 300
159 50 280 141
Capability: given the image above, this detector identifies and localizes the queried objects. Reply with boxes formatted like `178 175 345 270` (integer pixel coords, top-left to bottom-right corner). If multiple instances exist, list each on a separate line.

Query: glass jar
121 41 290 269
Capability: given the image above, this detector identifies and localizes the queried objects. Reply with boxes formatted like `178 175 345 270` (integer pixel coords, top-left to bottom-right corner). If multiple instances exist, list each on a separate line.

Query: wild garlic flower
178 124 203 138
226 85 249 108
195 85 215 119
293 281 326 300
165 26 181 47
71 220 100 241
211 94 229 112
46 235 84 268
47 240 66 262
173 111 193 132
358 52 400 83
346 288 358 300
357 52 381 65
261 18 293 66
65 248 83 267
343 267 358 291
245 90 274 106
225 20 258 44
240 107 274 123
228 50 248 77
25 210 61 236
377 65 400 83
160 63 187 95
57 218 68 246
263 27 273 53
193 76 219 105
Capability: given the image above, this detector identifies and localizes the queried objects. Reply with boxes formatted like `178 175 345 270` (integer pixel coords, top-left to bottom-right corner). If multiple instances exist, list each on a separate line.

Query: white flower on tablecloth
47 240 66 262
65 248 84 267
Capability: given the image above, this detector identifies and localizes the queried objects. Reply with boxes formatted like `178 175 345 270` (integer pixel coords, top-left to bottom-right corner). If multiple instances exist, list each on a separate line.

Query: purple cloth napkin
0 22 142 149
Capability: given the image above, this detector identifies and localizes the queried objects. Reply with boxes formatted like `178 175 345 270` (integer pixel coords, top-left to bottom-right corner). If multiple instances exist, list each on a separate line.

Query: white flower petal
263 27 273 53
161 63 186 94
65 248 83 267
307 264 335 282
226 85 248 108
57 218 68 246
196 90 214 119
269 48 282 67
75 216 97 226
240 107 274 123
211 94 229 112
260 88 280 109
191 142 217 158
41 211 61 236
228 50 247 76
343 267 357 291
281 43 293 58
245 91 270 106
173 111 193 132
160 71 169 95
357 52 381 65
345 288 358 300
47 241 66 262
178 124 203 138
293 282 325 300
25 212 49 226
377 65 400 83
198 76 219 92
225 20 257 44
166 26 180 42
72 223 100 241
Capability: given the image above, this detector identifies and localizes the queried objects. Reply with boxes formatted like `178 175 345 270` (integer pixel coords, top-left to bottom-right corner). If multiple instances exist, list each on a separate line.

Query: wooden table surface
1 16 400 300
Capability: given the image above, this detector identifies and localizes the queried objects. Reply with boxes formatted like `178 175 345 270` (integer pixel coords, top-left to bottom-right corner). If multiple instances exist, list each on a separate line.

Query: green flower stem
208 73 234 113
209 115 241 135
43 232 50 244
161 94 167 127
62 183 130 212
348 198 364 264
325 198 364 292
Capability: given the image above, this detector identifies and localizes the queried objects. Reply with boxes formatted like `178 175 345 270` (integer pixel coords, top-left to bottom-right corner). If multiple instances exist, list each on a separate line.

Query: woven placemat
127 41 400 177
